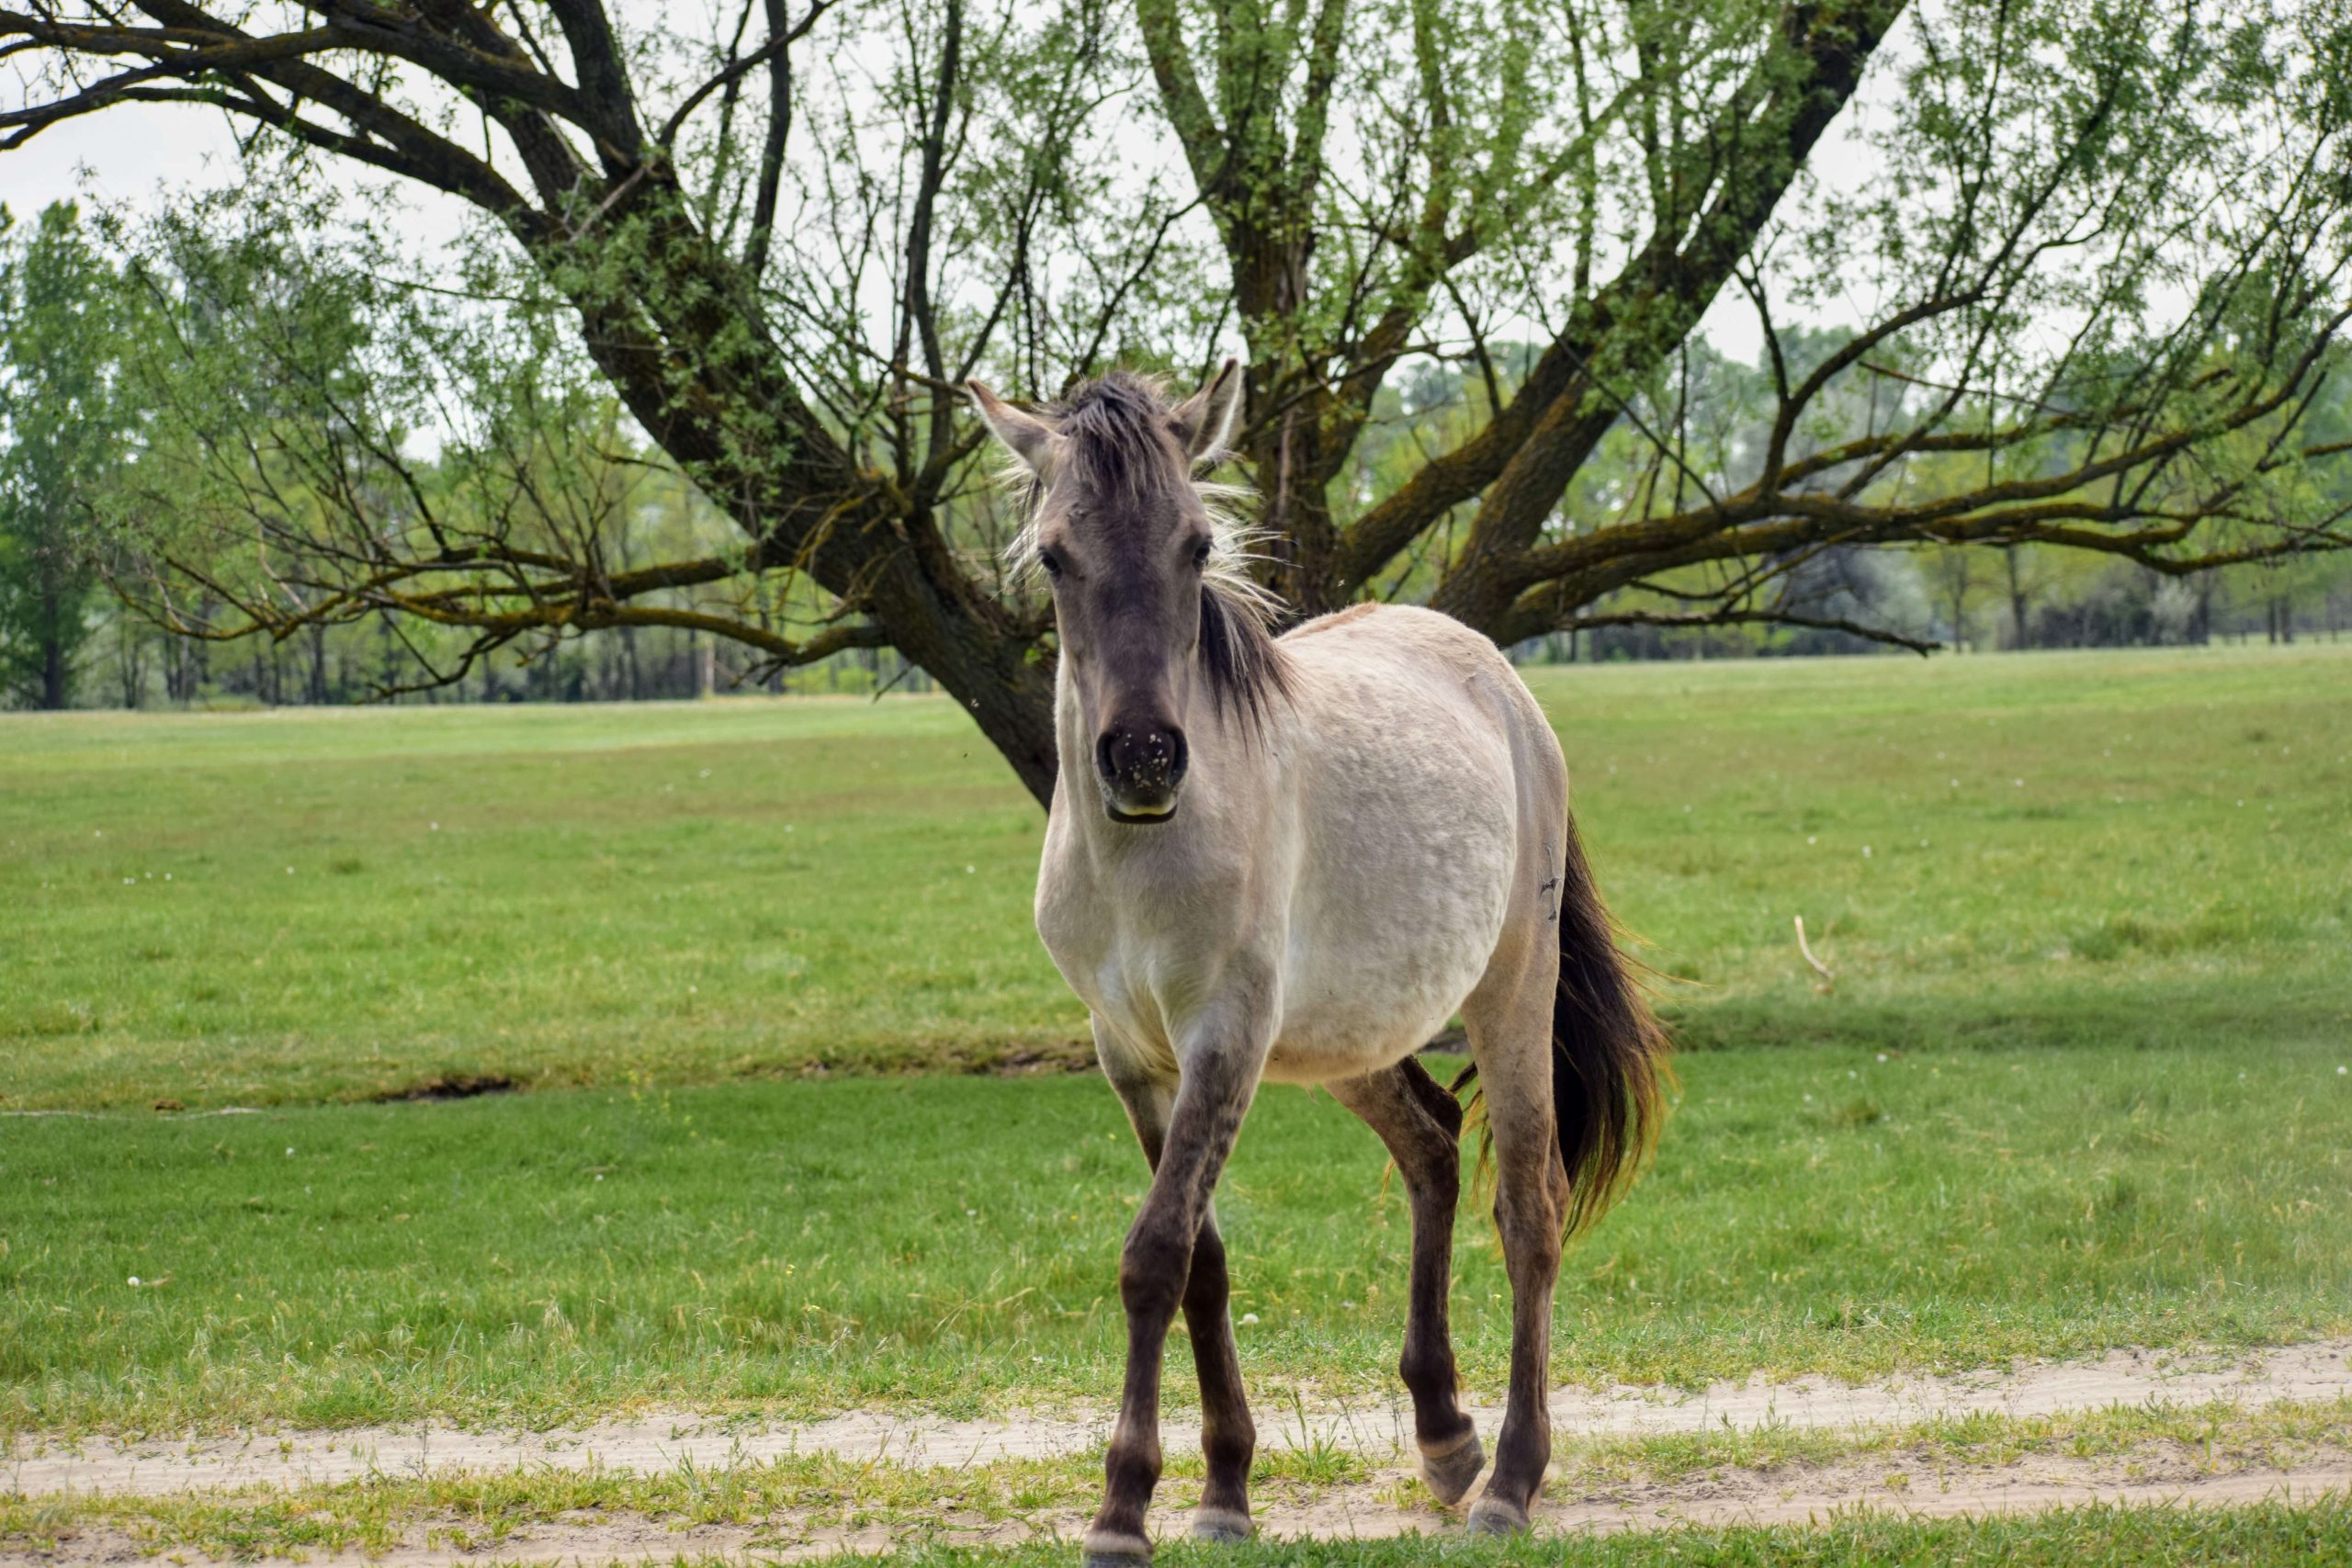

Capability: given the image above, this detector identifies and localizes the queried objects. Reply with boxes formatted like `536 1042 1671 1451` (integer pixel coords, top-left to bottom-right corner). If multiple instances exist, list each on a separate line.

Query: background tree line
6 192 2350 713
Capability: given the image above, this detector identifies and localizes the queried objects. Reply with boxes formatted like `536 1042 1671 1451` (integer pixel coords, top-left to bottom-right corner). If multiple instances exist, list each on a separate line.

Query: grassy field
4 1038 2346 1433
6 644 2348 1110
3 644 2349 1442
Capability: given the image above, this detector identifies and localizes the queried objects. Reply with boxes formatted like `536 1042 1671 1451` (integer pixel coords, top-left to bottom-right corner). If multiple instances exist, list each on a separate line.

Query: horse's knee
1182 1225 1229 1306
1118 1225 1191 1319
1490 1183 1550 1239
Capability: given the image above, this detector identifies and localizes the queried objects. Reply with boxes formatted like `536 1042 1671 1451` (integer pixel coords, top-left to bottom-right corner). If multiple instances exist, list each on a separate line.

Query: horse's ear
967 380 1060 478
1170 358 1242 465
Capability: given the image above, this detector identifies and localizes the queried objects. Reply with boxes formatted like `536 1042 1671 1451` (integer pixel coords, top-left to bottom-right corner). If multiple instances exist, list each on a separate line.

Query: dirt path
8 1459 2350 1566
6 1341 2347 1564
8 1338 2346 1498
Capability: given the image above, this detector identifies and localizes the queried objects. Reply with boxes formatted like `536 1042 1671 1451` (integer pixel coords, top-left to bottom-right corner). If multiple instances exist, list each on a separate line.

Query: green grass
4 1031 2346 1433
6 644 2349 1111
3 696 1071 1108
3 646 2351 1438
820 1503 2352 1567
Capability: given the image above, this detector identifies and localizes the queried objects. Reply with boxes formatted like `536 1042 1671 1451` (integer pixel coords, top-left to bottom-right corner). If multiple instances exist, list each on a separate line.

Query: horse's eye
1191 537 1212 569
1038 549 1064 579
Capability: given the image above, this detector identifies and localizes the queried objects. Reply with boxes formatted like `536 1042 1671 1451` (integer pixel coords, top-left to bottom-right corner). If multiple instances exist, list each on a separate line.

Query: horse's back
1280 604 1560 792
1261 604 1562 1082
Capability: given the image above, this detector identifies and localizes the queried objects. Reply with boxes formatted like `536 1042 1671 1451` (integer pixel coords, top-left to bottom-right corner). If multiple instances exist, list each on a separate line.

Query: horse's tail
1544 811 1671 1235
1451 811 1671 1238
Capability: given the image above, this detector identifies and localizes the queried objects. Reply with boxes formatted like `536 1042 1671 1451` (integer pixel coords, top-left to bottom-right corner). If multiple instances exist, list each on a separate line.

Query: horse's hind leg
1459 931 1569 1534
1327 1058 1484 1504
1091 1023 1260 1562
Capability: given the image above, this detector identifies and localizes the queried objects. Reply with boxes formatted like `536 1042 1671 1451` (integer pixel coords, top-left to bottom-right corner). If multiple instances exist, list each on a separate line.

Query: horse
967 362 1668 1564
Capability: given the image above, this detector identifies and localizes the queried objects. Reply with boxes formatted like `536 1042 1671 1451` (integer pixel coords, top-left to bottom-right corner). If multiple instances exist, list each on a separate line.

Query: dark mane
1055 371 1181 502
1035 371 1291 728
1197 580 1288 728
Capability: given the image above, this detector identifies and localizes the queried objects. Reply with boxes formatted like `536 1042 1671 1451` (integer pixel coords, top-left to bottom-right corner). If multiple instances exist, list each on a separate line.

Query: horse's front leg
1085 1026 1264 1567
1095 1029 1257 1543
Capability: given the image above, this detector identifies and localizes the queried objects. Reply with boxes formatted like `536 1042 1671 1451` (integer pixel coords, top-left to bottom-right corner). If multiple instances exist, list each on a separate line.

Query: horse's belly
1260 839 1514 1086
1260 984 1467 1084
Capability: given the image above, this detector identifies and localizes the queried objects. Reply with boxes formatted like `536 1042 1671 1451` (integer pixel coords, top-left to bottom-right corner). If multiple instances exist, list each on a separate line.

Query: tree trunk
41 637 69 710
308 625 329 704
34 554 72 709
117 619 144 709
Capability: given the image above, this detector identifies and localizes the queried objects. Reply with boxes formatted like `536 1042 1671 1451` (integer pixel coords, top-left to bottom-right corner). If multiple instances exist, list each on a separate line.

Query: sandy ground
6 1339 2348 1563
9 1338 2346 1497
11 1461 2352 1566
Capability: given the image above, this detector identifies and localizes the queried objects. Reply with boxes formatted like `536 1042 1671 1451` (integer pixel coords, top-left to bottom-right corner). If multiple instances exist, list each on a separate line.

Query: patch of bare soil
367 1074 518 1103
9 1459 2349 1567
9 1339 2346 1500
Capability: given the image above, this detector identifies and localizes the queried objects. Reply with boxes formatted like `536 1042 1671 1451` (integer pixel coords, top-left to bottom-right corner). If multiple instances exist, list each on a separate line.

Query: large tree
5 0 2347 795
0 200 128 709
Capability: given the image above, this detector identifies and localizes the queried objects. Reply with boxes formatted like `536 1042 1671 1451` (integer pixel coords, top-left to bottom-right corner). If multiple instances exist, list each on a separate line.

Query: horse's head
969 363 1281 825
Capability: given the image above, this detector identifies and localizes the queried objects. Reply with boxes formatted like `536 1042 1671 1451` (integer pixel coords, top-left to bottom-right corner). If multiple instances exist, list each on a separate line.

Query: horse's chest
1035 872 1202 1061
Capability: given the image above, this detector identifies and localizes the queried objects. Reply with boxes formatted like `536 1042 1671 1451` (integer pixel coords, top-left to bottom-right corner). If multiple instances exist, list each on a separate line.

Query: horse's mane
1008 371 1289 727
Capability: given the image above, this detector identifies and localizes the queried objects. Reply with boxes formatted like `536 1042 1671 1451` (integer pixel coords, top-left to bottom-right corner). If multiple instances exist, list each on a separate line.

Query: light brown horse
968 363 1668 1564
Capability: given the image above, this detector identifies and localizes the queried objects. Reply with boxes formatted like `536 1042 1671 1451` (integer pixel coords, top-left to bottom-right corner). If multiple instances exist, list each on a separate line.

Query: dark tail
1451 812 1671 1238
1544 813 1671 1235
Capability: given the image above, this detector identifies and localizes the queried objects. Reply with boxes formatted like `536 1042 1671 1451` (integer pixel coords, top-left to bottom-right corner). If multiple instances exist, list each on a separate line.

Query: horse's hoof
1464 1495 1531 1536
1190 1506 1253 1542
1079 1527 1153 1567
1419 1429 1487 1506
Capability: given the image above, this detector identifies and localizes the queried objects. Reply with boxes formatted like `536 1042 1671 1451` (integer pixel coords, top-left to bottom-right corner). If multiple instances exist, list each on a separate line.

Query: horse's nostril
1098 725 1188 791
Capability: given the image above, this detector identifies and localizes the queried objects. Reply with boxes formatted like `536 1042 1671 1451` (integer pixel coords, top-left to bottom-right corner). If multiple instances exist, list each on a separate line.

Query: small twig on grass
1794 915 1835 993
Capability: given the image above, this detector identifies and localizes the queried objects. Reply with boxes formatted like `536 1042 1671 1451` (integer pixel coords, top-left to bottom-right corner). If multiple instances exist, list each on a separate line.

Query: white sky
3 94 481 254
4 98 230 214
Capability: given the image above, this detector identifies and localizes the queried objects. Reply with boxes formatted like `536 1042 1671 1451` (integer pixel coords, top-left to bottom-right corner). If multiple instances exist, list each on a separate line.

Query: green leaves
0 201 132 708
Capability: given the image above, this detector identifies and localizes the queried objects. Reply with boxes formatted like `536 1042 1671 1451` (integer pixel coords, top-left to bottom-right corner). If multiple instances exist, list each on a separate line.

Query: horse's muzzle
1096 725 1187 824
